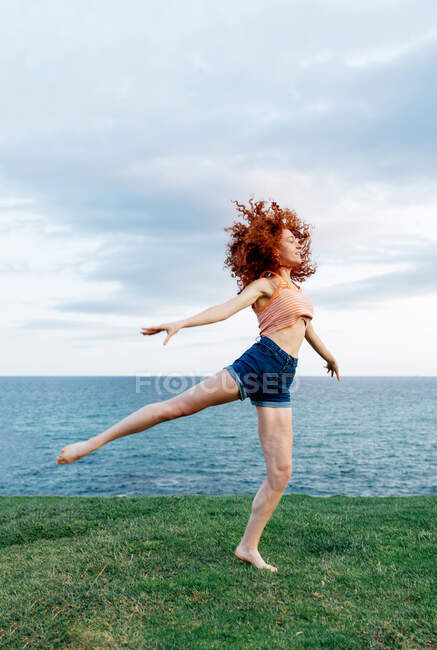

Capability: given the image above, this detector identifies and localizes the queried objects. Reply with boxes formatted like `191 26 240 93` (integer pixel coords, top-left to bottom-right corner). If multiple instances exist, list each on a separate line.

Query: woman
56 198 341 573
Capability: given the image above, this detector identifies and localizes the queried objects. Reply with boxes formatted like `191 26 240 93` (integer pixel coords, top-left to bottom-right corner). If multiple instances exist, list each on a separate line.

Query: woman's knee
159 389 206 419
267 465 292 491
158 399 187 421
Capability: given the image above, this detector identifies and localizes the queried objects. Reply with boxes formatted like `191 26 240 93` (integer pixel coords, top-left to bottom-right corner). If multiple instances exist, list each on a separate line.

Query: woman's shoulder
250 275 283 310
256 274 283 294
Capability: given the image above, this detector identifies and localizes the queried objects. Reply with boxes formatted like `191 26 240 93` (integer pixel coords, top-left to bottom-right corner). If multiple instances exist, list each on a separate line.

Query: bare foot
234 542 278 572
56 439 97 464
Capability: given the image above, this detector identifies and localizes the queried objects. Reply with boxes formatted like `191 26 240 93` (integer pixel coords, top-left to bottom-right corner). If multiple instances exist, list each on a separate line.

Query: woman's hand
324 358 341 381
140 321 183 346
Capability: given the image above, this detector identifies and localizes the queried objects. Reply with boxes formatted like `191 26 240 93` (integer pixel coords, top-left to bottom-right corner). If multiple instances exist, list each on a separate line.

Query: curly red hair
223 198 318 293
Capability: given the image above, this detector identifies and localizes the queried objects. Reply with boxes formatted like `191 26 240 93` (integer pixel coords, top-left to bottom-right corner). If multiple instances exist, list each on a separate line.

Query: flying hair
223 197 318 294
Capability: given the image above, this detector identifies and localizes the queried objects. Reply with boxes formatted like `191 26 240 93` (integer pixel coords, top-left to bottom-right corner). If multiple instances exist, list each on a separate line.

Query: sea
0 376 435 497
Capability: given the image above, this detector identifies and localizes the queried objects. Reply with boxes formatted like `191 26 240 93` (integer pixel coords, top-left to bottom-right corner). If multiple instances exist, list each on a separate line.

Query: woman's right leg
235 405 293 572
56 368 241 464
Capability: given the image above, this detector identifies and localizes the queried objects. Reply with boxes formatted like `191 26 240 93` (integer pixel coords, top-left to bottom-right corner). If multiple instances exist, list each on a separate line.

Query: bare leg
56 401 168 464
235 406 293 572
56 368 240 464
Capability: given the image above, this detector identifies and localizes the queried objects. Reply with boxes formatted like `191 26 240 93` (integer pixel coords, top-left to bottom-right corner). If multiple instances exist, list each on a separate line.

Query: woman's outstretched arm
141 279 267 345
305 322 341 380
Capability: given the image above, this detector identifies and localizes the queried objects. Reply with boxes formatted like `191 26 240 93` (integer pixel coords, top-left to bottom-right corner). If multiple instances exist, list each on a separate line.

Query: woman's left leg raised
56 368 240 464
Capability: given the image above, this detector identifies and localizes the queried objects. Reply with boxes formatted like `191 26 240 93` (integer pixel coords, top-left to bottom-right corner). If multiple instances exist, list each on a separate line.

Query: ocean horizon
1 375 435 498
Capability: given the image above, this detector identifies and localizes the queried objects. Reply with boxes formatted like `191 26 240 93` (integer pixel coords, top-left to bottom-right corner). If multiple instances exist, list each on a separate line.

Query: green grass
0 494 435 649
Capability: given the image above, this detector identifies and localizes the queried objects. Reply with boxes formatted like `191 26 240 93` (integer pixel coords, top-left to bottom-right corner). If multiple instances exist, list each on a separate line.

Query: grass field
0 494 435 648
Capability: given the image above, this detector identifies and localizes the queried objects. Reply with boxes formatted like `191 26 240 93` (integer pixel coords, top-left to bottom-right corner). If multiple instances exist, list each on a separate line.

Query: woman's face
277 228 302 268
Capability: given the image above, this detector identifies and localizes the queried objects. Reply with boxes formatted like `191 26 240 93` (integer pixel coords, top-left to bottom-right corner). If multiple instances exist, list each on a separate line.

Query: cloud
345 29 437 68
310 247 437 308
21 319 102 329
1 0 436 373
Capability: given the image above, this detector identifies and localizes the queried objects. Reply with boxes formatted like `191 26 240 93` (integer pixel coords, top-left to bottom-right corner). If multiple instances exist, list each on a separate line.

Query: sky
1 0 436 377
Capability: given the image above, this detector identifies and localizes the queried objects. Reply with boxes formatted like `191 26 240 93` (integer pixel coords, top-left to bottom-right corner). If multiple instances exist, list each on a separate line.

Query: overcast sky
1 0 436 377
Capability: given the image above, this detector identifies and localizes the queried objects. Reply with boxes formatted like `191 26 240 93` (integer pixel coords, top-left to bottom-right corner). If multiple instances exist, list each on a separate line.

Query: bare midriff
261 318 308 359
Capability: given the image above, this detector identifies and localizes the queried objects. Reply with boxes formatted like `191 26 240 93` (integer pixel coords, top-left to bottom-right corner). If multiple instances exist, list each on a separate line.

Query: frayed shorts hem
223 365 247 401
224 365 293 407
250 400 292 408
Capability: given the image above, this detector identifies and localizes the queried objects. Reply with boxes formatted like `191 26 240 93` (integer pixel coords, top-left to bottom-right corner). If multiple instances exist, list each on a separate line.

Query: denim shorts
223 336 298 407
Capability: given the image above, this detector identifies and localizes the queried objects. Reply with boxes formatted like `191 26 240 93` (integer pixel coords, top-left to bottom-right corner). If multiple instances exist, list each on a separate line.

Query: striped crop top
252 270 314 337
